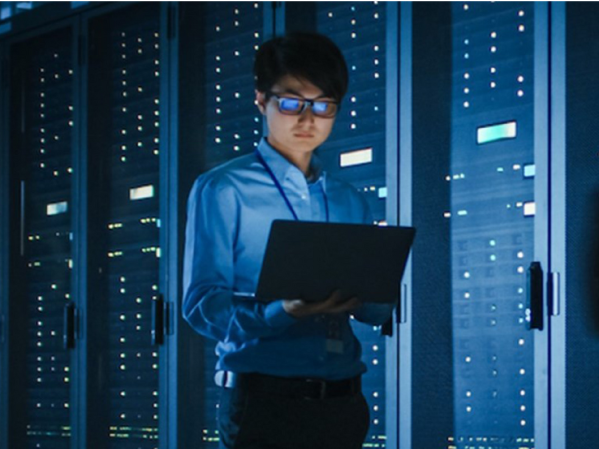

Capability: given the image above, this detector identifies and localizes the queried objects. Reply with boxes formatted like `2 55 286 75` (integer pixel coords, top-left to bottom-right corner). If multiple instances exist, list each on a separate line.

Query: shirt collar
256 137 325 184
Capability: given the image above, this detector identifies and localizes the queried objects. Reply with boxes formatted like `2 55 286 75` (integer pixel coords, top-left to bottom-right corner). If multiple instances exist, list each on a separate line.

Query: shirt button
301 195 307 200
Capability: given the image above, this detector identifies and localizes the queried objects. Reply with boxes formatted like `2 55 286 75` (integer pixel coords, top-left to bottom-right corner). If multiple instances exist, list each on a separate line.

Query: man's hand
282 290 361 319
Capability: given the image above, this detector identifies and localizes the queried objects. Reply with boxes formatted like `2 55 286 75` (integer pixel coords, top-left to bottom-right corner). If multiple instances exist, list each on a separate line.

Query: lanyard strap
255 150 329 222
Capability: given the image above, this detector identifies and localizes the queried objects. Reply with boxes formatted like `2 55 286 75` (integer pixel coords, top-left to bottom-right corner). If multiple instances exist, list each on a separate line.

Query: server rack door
560 3 599 448
314 3 390 448
177 2 265 447
411 3 546 449
87 4 162 448
7 26 75 449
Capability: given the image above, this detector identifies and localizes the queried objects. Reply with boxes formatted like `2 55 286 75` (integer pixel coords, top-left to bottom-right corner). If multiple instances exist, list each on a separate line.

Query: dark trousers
217 382 370 449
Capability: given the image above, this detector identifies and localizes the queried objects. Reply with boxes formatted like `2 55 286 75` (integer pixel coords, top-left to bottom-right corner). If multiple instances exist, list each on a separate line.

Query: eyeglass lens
277 97 337 117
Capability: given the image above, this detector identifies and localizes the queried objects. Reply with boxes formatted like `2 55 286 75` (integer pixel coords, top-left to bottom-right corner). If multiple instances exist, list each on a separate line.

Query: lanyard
255 150 329 222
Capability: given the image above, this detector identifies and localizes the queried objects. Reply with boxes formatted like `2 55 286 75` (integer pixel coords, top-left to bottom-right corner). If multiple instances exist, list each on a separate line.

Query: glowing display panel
477 121 517 145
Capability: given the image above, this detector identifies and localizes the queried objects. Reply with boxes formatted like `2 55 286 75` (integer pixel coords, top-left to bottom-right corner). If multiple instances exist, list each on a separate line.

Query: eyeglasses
268 93 339 118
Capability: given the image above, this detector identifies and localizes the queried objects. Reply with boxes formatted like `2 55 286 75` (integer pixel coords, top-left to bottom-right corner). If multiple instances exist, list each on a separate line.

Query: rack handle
526 261 544 330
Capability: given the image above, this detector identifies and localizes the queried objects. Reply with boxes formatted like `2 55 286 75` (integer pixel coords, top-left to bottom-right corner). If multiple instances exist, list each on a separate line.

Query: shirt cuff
263 300 297 328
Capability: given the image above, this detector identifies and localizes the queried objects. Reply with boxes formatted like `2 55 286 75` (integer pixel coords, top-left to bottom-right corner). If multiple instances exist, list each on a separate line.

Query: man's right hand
282 290 361 319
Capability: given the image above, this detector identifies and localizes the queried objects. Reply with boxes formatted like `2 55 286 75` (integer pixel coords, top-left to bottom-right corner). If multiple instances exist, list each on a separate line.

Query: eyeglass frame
265 91 340 118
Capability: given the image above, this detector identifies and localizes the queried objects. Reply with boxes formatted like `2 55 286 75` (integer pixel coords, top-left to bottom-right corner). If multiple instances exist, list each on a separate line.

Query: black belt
215 371 361 400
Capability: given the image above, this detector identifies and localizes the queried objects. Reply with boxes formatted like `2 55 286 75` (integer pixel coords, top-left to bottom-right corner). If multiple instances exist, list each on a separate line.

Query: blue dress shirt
183 138 394 380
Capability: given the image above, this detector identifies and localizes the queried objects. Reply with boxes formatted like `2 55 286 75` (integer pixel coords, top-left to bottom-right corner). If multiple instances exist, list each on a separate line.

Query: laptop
255 220 416 303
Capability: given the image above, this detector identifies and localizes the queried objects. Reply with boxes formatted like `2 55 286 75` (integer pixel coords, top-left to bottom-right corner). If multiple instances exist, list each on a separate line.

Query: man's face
255 75 337 160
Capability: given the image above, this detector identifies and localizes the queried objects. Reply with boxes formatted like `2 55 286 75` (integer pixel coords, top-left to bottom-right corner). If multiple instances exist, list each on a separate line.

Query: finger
302 295 344 316
322 289 346 306
339 297 361 311
325 297 361 314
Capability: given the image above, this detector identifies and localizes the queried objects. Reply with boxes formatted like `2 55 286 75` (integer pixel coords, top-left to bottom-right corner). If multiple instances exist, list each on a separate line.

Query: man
183 32 394 449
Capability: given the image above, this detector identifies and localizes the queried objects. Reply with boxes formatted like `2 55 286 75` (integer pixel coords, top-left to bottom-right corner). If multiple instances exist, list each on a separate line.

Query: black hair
253 32 349 103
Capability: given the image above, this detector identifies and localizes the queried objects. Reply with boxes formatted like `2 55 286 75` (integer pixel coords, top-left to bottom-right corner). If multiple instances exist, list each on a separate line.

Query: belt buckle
305 379 327 400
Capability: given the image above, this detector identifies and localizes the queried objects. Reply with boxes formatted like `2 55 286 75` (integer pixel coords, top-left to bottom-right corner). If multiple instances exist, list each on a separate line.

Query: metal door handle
526 261 544 330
